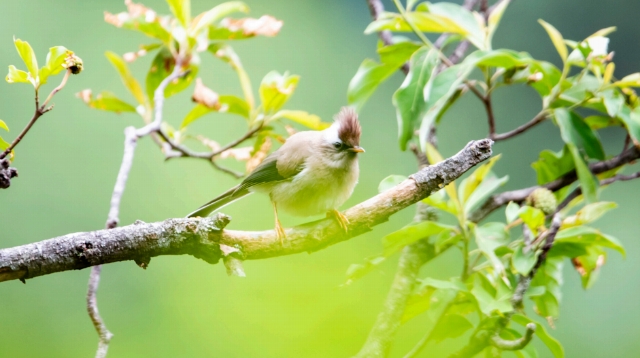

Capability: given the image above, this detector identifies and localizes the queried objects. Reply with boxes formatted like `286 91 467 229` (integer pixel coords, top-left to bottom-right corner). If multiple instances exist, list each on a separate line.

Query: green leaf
378 175 407 193
470 275 513 315
584 115 621 130
0 135 9 151
347 59 397 111
555 109 605 161
464 173 508 216
512 315 565 358
562 202 616 228
572 246 606 289
345 256 386 284
402 287 458 324
601 89 625 118
83 91 137 113
512 245 538 275
538 20 567 62
383 221 455 257
270 110 329 130
555 226 625 257
505 201 520 223
0 120 8 132
5 65 29 84
529 257 563 319
105 51 147 106
531 145 575 185
105 7 172 44
377 41 421 66
13 37 38 82
39 46 69 85
569 143 598 203
430 313 474 343
420 277 468 292
393 47 440 150
259 71 299 113
180 95 249 129
146 47 198 102
459 154 501 203
421 2 486 50
190 1 249 36
474 222 509 274
167 0 191 28
208 43 254 109
619 106 640 147
518 206 546 234
612 73 640 88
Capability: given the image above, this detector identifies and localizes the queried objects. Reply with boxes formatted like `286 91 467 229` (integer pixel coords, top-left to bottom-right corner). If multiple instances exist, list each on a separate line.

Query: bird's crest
335 107 361 147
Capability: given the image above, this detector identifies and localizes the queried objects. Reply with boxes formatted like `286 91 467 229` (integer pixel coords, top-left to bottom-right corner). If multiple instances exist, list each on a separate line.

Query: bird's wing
235 133 314 192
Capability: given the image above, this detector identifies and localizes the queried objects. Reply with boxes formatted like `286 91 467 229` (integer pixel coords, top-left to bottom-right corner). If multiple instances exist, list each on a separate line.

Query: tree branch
490 111 548 141
0 139 492 282
470 146 640 222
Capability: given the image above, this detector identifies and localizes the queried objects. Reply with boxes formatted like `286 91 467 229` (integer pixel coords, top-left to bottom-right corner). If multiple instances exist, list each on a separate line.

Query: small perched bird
187 107 364 241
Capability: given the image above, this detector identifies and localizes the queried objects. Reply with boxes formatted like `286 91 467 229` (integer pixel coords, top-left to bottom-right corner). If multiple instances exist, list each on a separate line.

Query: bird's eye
333 141 343 150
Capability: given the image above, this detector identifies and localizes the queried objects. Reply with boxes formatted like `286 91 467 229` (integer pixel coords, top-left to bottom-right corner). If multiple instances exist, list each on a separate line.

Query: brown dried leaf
220 15 283 37
76 89 92 104
220 146 253 161
104 0 158 27
192 78 220 109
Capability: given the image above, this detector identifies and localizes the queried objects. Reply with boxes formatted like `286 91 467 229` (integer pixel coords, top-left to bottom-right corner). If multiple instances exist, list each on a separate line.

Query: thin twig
490 323 536 350
87 265 113 358
491 111 548 141
41 69 72 109
556 170 640 212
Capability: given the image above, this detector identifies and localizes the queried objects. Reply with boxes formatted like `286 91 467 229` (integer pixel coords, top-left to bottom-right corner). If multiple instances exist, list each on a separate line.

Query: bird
187 107 364 242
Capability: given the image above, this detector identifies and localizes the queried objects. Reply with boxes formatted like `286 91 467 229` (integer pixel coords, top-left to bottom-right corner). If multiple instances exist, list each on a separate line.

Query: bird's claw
328 209 349 232
275 218 286 245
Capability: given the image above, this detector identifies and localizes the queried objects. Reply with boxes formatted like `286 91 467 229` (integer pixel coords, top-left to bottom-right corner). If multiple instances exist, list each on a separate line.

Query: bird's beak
348 146 365 153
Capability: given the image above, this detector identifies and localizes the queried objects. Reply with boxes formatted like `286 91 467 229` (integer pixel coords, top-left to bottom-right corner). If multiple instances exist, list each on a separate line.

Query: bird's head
321 107 365 163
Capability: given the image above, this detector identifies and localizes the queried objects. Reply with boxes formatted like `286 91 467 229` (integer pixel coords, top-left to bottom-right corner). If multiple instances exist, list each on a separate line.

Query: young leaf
618 105 640 147
555 226 625 257
167 0 191 28
486 0 510 47
104 4 172 44
347 59 397 111
105 51 147 106
561 202 617 228
270 110 330 130
505 201 520 224
259 71 299 113
393 47 439 150
555 109 605 161
0 135 10 151
77 90 137 113
422 2 486 50
180 95 249 129
569 143 598 203
0 120 8 132
530 257 563 319
459 154 502 203
470 279 513 315
429 314 474 342
474 222 510 275
402 287 458 324
383 221 456 257
531 145 575 185
344 256 386 284
146 47 198 101
39 46 69 85
378 175 407 193
463 173 508 216
538 20 567 62
518 206 546 234
377 41 421 67
5 65 29 84
13 37 38 82
512 245 538 275
189 1 249 36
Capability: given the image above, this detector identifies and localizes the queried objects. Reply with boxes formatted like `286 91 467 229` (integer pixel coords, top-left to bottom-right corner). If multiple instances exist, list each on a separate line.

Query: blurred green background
1 0 640 357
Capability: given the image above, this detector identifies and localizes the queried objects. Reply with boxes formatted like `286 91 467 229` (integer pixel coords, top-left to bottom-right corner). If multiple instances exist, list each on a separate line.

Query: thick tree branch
0 139 492 282
470 146 640 222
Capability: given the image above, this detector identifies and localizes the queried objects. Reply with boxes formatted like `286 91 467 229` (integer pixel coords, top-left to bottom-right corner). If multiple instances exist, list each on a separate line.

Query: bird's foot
274 218 286 245
327 209 349 232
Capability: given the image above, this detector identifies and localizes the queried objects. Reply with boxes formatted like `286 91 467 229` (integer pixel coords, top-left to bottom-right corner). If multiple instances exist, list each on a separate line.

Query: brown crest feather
335 107 361 147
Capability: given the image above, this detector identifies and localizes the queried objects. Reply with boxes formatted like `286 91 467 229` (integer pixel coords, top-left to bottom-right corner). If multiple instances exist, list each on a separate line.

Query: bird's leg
327 209 349 232
271 197 286 244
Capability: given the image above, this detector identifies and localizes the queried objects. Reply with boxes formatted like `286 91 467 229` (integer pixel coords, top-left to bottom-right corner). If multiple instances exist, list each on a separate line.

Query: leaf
377 41 421 66
5 65 29 84
219 16 283 37
270 110 330 130
0 120 7 132
459 155 501 203
531 145 574 185
39 46 69 85
430 314 474 342
487 0 510 47
420 277 468 292
538 20 567 62
555 226 625 257
378 175 407 193
13 37 38 82
104 4 172 44
569 143 598 203
383 221 455 257
105 51 147 105
603 62 614 85
393 47 439 150
619 106 640 147
424 142 459 205
512 245 538 275
259 71 299 113
167 0 191 27
180 95 249 129
518 206 545 234
572 246 606 289
561 202 616 228
190 1 249 36
402 287 458 324
555 109 605 160
464 173 508 216
422 2 486 50
474 222 509 274
505 202 520 223
77 90 137 113
345 256 386 284
0 135 9 151
600 89 625 118
512 315 565 358
470 276 513 315
529 257 563 319
612 73 640 88
347 59 397 111
146 47 198 101
208 43 254 108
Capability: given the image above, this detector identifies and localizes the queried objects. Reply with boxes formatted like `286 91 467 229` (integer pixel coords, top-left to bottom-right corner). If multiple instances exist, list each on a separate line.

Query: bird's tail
186 185 251 218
